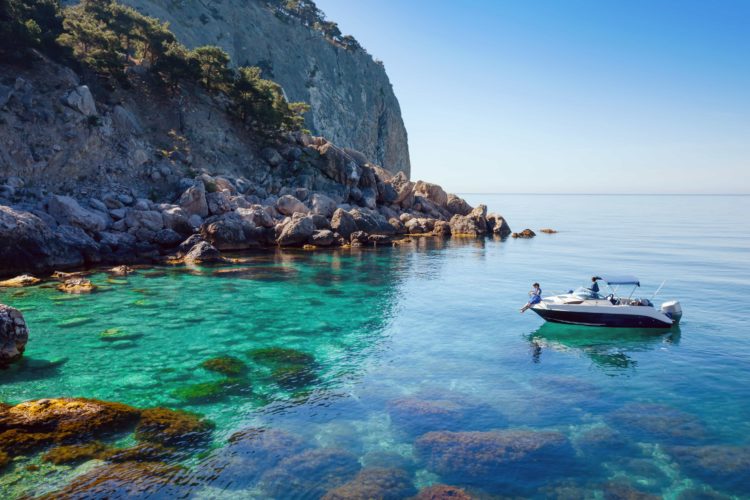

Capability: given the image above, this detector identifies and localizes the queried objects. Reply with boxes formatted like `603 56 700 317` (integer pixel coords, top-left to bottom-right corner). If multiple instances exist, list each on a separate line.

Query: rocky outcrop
121 0 410 175
0 304 29 367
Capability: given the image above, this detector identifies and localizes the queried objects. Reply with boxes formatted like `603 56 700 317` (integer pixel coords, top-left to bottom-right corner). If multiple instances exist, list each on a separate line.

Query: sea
1 194 748 499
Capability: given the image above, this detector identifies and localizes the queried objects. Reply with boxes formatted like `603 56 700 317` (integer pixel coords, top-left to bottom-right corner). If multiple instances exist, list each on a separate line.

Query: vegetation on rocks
135 407 214 447
200 355 247 376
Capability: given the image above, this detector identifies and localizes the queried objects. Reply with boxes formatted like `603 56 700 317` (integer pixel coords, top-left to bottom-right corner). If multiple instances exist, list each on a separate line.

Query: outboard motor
660 301 682 324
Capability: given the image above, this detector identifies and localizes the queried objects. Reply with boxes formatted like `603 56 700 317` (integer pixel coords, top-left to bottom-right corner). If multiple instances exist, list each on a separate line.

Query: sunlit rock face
120 0 411 176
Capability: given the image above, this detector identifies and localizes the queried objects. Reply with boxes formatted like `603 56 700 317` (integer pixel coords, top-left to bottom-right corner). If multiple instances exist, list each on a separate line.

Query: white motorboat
531 275 682 328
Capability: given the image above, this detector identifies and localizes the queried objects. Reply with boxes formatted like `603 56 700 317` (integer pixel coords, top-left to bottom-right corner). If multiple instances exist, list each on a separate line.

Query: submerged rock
247 347 316 366
607 403 706 443
200 355 247 376
413 484 474 500
414 430 572 488
322 467 416 500
0 304 29 368
667 445 750 494
135 407 214 447
42 441 111 465
196 428 309 489
271 364 317 390
171 378 251 404
260 448 361 498
40 461 185 499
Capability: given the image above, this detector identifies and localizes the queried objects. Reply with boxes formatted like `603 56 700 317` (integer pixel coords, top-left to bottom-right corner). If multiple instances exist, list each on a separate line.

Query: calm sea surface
1 194 749 498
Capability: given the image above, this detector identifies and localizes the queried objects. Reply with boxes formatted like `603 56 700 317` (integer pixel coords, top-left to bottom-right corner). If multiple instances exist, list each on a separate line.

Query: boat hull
531 305 673 328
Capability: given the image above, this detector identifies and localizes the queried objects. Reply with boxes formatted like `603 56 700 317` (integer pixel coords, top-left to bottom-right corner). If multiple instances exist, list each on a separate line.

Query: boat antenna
651 280 667 300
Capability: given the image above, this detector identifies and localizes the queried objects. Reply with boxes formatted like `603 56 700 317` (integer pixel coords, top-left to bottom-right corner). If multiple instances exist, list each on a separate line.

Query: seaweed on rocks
607 403 707 444
413 429 576 492
271 364 318 389
247 347 316 366
200 355 247 376
42 441 112 465
260 448 361 498
171 378 252 404
194 427 309 490
322 467 416 500
135 407 214 447
412 484 475 500
666 445 750 495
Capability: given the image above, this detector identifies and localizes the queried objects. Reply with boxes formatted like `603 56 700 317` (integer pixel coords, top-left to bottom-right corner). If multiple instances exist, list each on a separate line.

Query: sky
314 0 750 194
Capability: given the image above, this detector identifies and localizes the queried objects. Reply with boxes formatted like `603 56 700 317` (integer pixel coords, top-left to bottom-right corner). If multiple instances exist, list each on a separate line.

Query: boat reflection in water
526 322 681 374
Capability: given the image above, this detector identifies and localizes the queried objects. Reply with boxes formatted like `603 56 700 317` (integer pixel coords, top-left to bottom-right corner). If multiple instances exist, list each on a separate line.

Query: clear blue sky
314 0 750 194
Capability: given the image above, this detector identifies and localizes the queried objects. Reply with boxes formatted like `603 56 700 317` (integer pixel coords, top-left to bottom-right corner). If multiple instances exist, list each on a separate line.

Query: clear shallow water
1 194 749 498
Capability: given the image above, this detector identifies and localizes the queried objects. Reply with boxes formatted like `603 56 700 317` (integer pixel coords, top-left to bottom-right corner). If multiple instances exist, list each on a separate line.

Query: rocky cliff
119 0 411 176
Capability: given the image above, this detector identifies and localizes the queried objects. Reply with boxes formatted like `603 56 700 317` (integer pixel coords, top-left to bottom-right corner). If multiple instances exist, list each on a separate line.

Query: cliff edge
121 0 411 176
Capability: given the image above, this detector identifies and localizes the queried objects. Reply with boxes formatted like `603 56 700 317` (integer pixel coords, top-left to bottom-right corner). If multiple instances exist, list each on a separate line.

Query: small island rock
0 304 29 367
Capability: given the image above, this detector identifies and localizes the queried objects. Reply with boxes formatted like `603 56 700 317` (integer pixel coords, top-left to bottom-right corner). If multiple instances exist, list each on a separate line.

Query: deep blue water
1 194 749 498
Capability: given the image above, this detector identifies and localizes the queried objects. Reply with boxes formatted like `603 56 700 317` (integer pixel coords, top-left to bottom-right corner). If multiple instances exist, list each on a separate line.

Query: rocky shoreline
1 133 511 278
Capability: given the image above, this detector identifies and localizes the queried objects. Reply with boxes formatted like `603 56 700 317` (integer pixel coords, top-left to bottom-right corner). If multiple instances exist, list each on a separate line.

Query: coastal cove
1 194 749 498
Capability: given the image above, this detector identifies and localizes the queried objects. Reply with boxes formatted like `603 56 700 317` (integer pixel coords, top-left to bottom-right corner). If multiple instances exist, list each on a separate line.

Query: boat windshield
572 286 602 300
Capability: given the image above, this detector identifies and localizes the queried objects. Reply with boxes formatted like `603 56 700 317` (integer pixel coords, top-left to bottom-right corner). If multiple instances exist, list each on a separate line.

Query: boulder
449 205 488 237
179 182 209 218
318 142 361 186
183 241 223 264
63 85 97 116
0 206 84 274
125 210 164 232
0 304 29 368
154 229 183 247
277 214 315 247
487 213 511 237
433 220 452 237
349 209 395 235
206 191 233 216
98 231 137 252
413 181 448 208
322 467 416 500
310 230 335 247
511 229 536 239
200 213 259 251
57 278 97 294
161 206 192 235
360 187 377 210
330 208 358 239
446 194 473 216
55 225 102 263
0 275 41 287
48 195 106 233
276 195 308 216
389 218 406 234
237 206 275 228
311 214 331 230
310 193 337 218
413 485 473 500
261 147 284 167
108 265 134 276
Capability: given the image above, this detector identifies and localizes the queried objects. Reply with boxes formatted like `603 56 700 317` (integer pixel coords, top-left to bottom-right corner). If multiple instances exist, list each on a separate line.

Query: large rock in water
449 204 488 236
277 214 315 247
330 208 357 239
119 0 410 175
0 304 29 367
200 213 260 250
0 206 84 274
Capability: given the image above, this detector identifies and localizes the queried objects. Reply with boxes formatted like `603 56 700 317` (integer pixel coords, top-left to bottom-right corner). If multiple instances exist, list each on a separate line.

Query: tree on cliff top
191 45 232 93
0 0 64 61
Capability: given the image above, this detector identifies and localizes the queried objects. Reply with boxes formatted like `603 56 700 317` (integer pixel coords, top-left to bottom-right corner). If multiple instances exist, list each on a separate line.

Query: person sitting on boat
588 276 601 297
520 283 542 313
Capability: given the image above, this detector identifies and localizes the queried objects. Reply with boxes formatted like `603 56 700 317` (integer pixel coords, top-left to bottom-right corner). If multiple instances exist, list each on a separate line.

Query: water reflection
527 323 681 375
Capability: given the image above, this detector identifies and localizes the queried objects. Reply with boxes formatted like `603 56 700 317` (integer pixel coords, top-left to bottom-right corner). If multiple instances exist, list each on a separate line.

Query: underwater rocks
171 378 252 404
247 347 316 366
387 398 470 438
135 407 214 447
42 441 111 465
196 428 309 489
0 304 29 367
414 429 572 488
322 467 416 500
666 445 750 494
40 461 186 499
56 277 97 294
607 403 706 443
413 484 474 500
260 448 361 498
247 346 318 390
200 355 247 376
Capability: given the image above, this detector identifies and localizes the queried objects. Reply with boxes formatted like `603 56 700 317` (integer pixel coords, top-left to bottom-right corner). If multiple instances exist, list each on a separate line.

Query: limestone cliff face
121 0 411 177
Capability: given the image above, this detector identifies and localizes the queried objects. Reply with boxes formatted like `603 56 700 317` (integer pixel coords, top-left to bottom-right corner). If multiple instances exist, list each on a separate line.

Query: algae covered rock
322 467 416 500
247 347 315 366
196 427 309 489
666 445 750 494
200 355 247 376
42 441 111 465
0 304 29 367
171 378 252 404
260 448 361 498
56 277 97 294
413 484 474 499
607 403 706 443
40 461 186 499
271 364 317 390
135 407 214 447
414 430 572 487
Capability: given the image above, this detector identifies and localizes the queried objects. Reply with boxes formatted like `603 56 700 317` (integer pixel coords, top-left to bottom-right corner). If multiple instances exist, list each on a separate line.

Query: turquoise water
1 194 749 498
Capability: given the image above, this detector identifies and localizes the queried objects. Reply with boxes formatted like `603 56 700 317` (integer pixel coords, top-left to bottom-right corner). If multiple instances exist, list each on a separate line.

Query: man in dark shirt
589 276 600 297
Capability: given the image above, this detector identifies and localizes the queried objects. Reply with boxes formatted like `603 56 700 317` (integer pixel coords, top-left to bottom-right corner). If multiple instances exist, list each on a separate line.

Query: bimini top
599 275 640 286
